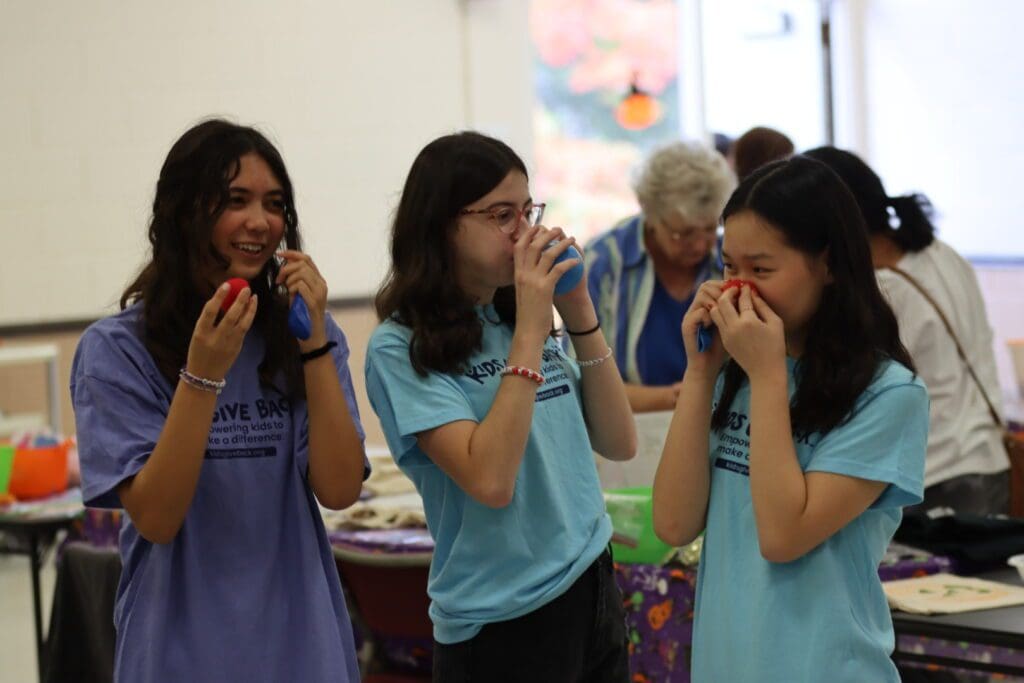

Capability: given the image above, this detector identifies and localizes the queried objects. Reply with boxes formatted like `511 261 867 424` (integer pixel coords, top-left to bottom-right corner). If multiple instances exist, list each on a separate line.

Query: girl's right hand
681 280 729 378
185 282 258 381
513 224 579 341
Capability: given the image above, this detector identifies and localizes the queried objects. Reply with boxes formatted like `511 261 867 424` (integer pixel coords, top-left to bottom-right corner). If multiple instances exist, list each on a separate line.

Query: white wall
828 0 1024 403
833 0 1024 260
0 0 533 326
700 0 826 149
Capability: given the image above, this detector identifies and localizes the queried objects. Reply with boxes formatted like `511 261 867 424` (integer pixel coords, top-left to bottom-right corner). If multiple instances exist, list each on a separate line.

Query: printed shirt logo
713 409 752 476
206 397 291 459
464 347 573 403
711 405 819 477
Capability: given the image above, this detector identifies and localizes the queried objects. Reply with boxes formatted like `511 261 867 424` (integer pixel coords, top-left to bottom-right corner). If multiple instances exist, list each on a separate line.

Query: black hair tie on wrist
300 340 338 363
565 321 601 336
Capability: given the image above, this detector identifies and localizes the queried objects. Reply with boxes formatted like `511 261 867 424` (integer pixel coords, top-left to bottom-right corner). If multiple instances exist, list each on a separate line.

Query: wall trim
0 295 375 339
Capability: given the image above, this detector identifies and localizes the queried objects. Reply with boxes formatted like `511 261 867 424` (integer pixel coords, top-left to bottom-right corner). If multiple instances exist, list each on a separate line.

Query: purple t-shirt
71 305 365 683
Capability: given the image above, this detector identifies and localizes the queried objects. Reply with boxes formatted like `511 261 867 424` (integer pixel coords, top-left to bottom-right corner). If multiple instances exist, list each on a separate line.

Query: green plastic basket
604 486 673 564
0 444 14 494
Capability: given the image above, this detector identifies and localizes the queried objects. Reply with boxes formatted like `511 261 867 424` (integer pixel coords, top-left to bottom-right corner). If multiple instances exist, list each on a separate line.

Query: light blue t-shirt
364 305 612 644
692 358 928 683
72 305 366 683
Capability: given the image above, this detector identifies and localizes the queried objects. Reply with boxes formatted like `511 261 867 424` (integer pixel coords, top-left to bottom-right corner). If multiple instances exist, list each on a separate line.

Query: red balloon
221 278 249 312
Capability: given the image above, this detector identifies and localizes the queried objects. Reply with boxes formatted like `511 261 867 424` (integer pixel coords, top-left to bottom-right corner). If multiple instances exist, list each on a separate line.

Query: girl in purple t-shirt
71 119 367 682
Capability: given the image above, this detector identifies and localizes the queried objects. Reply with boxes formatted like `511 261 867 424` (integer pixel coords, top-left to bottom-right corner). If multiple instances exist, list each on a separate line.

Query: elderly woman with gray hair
584 141 735 412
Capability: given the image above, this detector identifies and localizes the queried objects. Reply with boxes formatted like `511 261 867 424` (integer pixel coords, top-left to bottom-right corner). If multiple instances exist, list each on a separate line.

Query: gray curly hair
633 141 736 225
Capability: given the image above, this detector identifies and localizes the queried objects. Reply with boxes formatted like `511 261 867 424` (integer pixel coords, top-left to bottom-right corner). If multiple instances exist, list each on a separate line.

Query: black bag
894 510 1024 574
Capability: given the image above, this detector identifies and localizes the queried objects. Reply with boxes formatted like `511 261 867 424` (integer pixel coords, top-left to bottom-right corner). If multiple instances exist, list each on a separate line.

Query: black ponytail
805 146 936 254
887 193 936 252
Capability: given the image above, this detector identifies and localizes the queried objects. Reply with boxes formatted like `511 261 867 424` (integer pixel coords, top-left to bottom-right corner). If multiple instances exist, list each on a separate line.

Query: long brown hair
375 131 530 375
120 119 304 397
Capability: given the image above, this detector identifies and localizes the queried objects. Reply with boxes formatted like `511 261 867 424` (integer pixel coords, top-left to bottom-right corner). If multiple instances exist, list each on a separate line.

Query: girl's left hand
276 249 329 351
709 285 786 381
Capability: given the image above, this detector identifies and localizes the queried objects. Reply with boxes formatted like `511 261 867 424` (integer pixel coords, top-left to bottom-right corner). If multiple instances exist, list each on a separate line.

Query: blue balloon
552 244 585 295
697 323 715 352
288 294 312 340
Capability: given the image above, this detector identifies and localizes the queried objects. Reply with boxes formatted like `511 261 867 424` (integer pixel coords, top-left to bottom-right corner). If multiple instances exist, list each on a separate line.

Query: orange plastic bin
8 440 70 500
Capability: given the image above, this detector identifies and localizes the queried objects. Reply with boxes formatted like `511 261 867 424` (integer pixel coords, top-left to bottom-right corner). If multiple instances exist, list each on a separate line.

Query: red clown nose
722 279 758 296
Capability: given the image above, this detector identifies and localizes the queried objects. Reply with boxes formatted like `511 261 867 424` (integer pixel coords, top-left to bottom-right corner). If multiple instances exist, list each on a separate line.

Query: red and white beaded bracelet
500 365 545 386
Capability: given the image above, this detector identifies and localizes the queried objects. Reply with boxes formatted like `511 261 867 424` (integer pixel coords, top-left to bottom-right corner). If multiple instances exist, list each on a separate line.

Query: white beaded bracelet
179 367 227 395
576 347 613 368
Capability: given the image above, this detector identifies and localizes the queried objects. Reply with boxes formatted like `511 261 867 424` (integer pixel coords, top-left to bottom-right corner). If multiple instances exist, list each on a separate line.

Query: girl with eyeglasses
365 131 637 682
653 156 928 681
71 119 367 682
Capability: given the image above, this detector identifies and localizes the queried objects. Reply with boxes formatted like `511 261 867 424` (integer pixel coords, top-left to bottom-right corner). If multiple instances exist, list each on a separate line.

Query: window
530 0 682 242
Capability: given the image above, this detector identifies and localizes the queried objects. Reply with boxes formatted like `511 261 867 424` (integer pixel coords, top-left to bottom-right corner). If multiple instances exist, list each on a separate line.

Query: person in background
806 145 1010 516
712 132 733 158
585 141 735 413
365 131 636 682
71 119 367 682
729 125 795 181
653 155 928 682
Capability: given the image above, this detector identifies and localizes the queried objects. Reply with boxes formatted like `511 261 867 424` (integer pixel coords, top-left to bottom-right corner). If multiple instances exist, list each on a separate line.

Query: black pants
432 549 629 683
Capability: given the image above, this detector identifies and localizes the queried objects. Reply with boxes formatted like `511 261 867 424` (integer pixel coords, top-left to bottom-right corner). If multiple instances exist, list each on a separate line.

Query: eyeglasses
459 203 546 234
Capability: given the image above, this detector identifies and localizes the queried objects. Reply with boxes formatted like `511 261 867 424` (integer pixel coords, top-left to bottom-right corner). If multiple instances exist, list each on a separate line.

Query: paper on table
884 573 1024 614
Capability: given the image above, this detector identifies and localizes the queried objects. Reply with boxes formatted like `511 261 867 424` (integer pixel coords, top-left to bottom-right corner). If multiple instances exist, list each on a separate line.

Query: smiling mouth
232 242 265 256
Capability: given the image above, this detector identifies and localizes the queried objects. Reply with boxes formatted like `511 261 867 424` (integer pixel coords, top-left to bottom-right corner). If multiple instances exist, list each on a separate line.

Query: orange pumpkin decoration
647 599 673 630
615 90 661 131
614 76 662 131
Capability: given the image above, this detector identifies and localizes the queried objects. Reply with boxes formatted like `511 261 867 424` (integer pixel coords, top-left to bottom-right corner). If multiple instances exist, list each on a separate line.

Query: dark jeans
432 549 629 683
904 471 1010 517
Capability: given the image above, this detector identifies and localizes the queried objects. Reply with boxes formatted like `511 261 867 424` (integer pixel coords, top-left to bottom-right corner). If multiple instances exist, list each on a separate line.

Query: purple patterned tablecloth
617 563 696 682
898 635 1024 680
329 527 434 555
615 552 960 683
879 550 956 581
70 507 122 548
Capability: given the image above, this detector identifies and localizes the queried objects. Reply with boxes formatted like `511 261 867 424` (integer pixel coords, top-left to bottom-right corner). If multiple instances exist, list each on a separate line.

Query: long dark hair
804 146 935 252
375 131 528 375
120 119 304 397
711 156 915 437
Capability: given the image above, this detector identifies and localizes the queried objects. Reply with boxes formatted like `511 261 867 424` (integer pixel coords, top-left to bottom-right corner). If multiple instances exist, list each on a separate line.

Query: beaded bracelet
179 367 226 395
576 347 613 369
500 365 545 386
